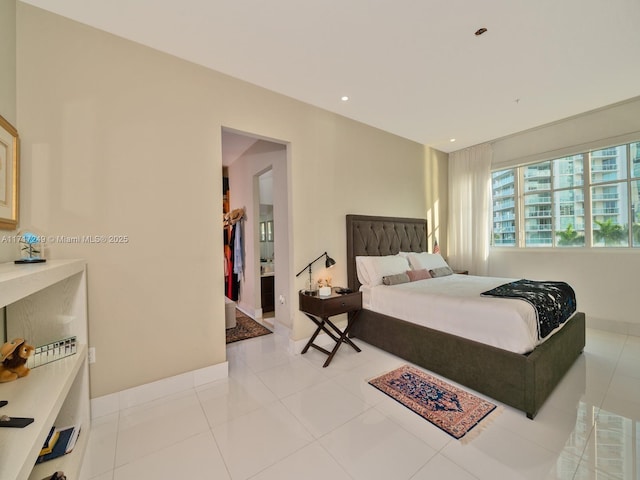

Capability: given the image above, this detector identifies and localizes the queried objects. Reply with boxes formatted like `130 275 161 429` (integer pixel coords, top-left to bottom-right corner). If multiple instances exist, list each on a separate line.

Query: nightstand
298 288 362 367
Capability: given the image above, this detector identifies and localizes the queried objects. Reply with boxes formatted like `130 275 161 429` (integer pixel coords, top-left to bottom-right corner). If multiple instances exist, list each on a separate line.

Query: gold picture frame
0 114 19 229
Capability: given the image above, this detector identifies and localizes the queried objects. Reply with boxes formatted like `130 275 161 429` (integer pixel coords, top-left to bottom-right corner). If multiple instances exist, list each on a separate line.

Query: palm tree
593 219 626 246
556 224 584 246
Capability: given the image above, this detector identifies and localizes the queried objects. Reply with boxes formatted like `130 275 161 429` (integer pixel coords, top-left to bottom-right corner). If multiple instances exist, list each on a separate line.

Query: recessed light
341 96 350 102
475 27 487 36
450 138 456 143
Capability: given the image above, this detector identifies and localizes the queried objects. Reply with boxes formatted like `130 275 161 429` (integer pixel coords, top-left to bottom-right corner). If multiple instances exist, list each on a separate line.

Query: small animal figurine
0 338 35 383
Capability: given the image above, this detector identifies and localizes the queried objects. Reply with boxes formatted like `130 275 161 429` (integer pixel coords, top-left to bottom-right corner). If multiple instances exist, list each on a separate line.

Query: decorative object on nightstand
295 251 336 295
317 277 332 296
15 231 46 264
298 288 362 367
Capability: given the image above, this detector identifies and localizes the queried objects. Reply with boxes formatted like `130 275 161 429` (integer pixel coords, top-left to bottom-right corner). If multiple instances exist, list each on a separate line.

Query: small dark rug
226 310 272 344
369 365 500 442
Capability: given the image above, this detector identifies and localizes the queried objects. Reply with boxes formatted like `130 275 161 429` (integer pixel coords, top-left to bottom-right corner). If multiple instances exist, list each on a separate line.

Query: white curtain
447 143 492 275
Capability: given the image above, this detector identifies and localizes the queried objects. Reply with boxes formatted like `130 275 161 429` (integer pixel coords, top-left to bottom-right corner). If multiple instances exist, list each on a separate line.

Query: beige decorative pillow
429 266 454 278
382 272 411 285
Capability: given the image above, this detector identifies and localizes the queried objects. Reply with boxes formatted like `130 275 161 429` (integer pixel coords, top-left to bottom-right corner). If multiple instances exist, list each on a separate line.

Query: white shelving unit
0 259 89 480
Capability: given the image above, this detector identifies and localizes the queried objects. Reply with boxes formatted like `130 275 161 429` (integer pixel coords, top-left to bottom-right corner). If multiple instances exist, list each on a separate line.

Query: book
64 425 81 454
36 424 81 463
39 427 60 456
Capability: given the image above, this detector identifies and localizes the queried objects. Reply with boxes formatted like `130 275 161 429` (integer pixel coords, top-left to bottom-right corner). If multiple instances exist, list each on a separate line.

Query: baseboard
90 361 229 419
587 316 640 337
237 303 258 319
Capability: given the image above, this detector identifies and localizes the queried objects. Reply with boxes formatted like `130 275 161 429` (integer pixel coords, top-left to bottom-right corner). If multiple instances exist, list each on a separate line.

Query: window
491 170 516 246
491 142 640 248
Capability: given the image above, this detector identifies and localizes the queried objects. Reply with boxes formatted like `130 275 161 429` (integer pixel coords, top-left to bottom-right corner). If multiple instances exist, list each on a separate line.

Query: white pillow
406 252 449 271
355 256 372 286
356 255 411 286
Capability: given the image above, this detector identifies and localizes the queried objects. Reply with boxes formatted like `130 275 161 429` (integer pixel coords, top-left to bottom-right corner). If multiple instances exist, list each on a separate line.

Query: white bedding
361 274 568 354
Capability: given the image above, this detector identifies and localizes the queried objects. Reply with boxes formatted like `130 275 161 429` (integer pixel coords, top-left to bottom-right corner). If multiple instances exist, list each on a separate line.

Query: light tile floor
80 327 640 480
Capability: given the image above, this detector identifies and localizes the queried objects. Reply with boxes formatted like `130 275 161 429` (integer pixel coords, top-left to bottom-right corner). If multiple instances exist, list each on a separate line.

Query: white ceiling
221 130 260 166
20 0 640 153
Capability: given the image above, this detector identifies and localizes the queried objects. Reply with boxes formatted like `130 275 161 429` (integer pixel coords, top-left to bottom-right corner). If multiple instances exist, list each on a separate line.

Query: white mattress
361 274 568 354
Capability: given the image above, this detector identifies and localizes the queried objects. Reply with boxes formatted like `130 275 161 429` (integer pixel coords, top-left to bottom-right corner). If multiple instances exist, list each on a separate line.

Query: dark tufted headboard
346 214 428 292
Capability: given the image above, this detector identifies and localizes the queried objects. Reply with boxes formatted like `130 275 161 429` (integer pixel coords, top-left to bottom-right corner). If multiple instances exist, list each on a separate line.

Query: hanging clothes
227 225 238 300
233 220 243 277
224 228 232 296
223 207 245 301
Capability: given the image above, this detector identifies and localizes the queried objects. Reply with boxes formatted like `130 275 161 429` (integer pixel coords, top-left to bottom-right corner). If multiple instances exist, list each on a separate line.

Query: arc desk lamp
296 252 336 295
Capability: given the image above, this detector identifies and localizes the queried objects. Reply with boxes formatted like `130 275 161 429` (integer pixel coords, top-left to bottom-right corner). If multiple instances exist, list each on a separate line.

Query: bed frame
346 214 585 419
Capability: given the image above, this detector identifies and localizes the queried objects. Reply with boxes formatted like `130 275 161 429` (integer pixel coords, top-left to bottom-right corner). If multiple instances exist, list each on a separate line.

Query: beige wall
489 249 640 335
424 147 448 257
16 4 445 396
487 97 640 336
0 0 16 126
0 0 19 264
492 96 640 169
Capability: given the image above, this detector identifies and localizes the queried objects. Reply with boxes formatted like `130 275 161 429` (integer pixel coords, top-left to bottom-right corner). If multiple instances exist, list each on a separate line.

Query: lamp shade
325 255 336 269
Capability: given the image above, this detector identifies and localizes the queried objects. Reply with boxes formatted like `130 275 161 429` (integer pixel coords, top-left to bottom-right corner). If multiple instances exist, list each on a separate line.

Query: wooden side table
298 288 362 367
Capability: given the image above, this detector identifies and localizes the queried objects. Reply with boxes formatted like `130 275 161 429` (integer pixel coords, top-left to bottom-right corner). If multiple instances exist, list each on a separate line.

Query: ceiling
20 0 640 153
221 130 260 166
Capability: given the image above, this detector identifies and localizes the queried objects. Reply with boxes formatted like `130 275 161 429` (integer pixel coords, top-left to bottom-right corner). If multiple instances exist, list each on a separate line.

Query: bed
346 214 585 419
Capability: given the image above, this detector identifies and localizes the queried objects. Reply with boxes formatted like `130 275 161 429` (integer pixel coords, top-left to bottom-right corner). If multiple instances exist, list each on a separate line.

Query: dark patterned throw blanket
481 280 576 339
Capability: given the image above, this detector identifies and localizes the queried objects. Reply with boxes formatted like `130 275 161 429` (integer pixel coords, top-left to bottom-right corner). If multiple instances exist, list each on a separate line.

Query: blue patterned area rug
369 365 501 442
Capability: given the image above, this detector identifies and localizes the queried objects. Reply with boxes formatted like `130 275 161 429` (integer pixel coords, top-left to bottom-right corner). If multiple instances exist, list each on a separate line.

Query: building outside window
491 142 640 248
491 170 516 246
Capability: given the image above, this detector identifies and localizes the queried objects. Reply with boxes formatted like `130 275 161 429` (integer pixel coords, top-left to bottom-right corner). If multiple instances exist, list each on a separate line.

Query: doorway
221 128 290 332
